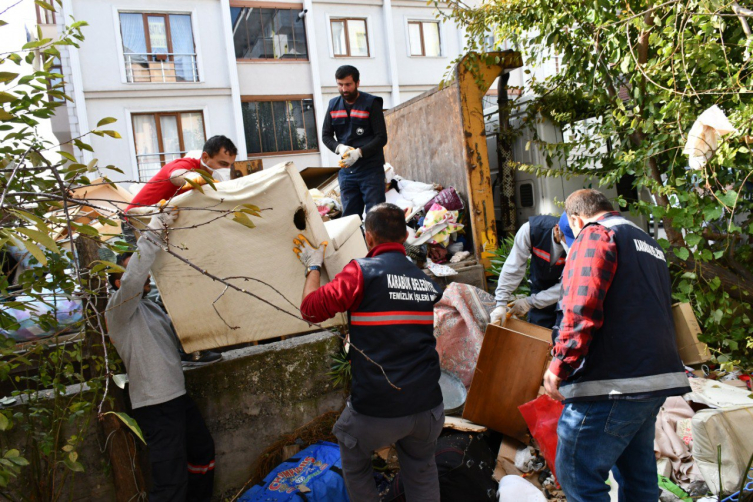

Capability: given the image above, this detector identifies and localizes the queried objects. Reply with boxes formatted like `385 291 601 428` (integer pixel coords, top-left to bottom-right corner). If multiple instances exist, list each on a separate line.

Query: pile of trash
384 165 471 275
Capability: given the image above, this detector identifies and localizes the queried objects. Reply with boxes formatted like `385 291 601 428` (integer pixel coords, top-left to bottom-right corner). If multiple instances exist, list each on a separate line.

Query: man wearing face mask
543 190 689 502
124 135 237 367
490 213 574 328
322 65 388 218
125 135 238 215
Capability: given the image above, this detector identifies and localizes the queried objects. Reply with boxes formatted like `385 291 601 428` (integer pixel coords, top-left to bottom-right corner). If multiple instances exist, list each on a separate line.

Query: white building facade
42 0 467 183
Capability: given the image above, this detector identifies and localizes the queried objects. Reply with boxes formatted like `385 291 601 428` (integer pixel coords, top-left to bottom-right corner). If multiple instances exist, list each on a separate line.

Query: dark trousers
339 165 386 218
333 401 445 502
528 304 557 329
132 394 215 502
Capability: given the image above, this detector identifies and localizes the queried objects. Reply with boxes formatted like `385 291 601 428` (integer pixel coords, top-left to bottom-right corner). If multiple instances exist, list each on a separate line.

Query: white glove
335 144 352 156
490 305 508 326
338 148 362 168
147 209 178 232
510 297 532 317
293 234 328 271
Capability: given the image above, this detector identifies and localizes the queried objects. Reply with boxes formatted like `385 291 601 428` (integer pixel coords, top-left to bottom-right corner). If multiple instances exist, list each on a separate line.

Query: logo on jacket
356 127 365 136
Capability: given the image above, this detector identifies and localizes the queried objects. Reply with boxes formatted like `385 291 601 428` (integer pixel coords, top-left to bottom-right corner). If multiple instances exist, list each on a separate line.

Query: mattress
149 162 364 351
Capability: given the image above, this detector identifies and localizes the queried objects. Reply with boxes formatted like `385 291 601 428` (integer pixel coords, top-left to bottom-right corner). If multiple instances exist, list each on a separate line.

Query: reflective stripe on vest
560 371 689 400
351 311 434 326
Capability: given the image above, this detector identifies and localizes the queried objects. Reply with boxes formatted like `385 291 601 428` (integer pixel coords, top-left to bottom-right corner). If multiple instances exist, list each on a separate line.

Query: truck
384 51 653 291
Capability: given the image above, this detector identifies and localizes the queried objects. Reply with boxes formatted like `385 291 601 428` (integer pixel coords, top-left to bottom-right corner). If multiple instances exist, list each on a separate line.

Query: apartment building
40 0 467 184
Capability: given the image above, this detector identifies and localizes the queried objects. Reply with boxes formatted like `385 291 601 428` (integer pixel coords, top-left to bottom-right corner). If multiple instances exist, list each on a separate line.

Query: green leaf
717 190 738 208
14 228 61 255
86 158 98 172
59 150 77 163
183 178 204 194
673 247 689 261
0 72 19 84
21 240 48 266
0 110 14 121
100 130 121 139
713 309 724 324
71 223 99 237
96 117 117 127
703 206 723 221
63 458 85 473
34 0 56 12
0 414 9 431
709 276 721 291
103 411 146 444
232 212 256 229
685 233 702 247
0 92 15 104
90 260 125 274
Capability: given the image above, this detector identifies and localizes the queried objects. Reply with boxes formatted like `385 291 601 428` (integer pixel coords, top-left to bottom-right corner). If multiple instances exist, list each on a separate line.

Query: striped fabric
330 110 348 118
350 110 370 119
351 311 433 326
187 459 215 475
532 246 566 266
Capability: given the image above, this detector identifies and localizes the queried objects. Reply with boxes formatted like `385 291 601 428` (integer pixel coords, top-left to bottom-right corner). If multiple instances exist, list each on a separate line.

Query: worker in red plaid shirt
543 189 690 502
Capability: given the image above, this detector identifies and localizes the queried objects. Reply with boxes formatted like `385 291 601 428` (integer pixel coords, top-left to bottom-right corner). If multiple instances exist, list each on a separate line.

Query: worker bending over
296 203 444 501
543 190 690 502
322 65 388 218
490 213 574 328
106 210 215 502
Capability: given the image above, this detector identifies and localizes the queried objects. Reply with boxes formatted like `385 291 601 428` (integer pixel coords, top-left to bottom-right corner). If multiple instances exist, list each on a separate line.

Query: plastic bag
518 395 564 479
238 441 348 501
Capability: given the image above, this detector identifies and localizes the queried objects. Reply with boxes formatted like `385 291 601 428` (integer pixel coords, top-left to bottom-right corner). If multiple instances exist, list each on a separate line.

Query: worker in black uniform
322 65 388 219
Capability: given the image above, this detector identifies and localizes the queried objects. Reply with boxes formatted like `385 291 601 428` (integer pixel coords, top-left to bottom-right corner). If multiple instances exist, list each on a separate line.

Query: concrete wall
5 332 346 501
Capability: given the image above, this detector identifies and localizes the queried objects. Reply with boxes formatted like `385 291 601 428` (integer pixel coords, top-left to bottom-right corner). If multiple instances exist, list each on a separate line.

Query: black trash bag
382 431 498 502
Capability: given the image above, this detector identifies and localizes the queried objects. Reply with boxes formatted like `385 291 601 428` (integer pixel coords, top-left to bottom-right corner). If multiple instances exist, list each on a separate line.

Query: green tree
440 0 753 366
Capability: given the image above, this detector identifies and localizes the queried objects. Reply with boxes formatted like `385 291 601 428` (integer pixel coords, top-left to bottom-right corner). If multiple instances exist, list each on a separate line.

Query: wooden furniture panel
463 318 552 441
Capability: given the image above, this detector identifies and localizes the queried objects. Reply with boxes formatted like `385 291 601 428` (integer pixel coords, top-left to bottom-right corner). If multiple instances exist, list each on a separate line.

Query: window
330 18 369 57
230 4 308 60
119 12 199 83
132 112 206 181
241 98 318 155
519 183 534 208
408 21 440 57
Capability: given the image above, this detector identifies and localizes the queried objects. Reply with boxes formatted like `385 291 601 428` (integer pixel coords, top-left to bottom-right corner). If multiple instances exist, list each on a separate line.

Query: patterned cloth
433 283 496 388
550 213 619 379
0 293 83 342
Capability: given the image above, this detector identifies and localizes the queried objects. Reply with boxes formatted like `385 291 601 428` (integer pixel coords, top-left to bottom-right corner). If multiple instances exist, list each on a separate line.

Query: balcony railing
136 151 189 181
124 53 199 83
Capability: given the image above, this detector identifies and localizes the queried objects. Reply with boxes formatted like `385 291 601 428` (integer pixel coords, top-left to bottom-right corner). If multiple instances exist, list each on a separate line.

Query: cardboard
672 302 710 365
463 318 552 441
493 437 526 481
299 167 340 191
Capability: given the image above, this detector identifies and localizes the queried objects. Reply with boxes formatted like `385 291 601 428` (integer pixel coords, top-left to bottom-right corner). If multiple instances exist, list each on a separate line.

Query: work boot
181 350 223 367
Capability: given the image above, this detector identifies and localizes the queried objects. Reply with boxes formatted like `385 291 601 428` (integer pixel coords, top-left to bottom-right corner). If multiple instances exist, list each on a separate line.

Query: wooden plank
463 319 551 441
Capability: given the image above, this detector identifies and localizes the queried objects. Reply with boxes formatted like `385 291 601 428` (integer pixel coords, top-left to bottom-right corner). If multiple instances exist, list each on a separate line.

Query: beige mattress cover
150 162 359 351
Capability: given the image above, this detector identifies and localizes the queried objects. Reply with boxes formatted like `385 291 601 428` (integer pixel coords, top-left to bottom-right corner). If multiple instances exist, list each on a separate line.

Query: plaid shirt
549 212 619 379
